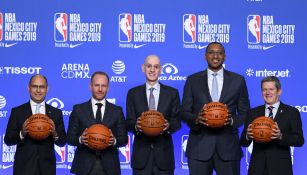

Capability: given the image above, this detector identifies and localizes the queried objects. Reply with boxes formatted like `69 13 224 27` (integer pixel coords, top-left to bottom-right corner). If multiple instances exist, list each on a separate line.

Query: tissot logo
295 105 307 113
246 68 290 78
0 67 42 75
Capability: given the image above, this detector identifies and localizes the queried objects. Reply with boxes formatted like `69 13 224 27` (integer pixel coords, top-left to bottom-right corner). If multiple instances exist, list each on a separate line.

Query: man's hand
195 108 208 126
163 119 170 132
21 119 29 137
108 130 115 146
81 128 88 145
49 119 58 138
272 122 282 140
136 116 143 132
246 124 253 140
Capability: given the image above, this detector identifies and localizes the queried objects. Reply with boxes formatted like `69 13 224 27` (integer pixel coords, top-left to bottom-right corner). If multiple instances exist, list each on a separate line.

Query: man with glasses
4 74 67 175
126 54 181 175
182 42 250 175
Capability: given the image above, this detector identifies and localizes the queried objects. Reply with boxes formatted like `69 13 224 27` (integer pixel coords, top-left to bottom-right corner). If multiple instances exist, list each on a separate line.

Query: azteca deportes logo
110 60 127 83
46 97 72 116
159 63 186 81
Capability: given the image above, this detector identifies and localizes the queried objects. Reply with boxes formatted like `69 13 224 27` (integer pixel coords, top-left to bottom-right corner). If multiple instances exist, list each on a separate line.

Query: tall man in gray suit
126 55 181 175
240 76 304 175
67 71 128 175
182 42 250 175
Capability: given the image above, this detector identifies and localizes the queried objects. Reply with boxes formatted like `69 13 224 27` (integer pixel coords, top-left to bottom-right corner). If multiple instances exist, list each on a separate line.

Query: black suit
182 69 250 174
126 83 181 173
4 102 67 175
67 100 128 175
240 102 304 175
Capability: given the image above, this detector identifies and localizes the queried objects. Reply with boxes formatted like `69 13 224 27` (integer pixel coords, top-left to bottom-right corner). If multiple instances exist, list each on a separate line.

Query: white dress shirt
207 68 224 101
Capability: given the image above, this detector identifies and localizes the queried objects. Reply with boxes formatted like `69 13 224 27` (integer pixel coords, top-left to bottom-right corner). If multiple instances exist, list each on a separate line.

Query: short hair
29 74 48 86
205 42 225 53
261 76 281 90
91 71 110 83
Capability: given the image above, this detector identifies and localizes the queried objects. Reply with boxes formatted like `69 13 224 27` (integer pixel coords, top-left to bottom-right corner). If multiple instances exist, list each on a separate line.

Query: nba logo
247 15 261 44
0 12 3 41
55 145 65 163
245 142 253 170
183 14 196 43
119 13 132 42
54 13 68 42
181 135 189 164
119 135 130 163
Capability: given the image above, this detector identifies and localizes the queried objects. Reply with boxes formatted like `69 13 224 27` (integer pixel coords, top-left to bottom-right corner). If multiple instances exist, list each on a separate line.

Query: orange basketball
251 116 275 143
202 102 229 128
27 114 52 140
87 124 111 150
139 110 166 136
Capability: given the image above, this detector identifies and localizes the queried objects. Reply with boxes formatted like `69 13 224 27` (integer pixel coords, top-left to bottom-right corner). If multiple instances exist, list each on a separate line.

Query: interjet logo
246 68 290 78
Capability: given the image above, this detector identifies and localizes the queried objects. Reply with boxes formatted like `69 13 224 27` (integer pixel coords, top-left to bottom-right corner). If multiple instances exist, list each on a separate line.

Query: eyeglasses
30 85 47 90
206 51 225 56
145 64 161 69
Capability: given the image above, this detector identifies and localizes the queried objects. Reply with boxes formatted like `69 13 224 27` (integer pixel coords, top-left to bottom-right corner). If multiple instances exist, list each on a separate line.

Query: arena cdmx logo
110 60 127 83
0 95 8 118
61 63 90 79
246 68 290 78
159 63 186 81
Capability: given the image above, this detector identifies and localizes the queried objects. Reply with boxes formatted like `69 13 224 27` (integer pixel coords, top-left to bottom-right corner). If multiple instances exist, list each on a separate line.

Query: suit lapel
141 84 150 110
219 70 231 102
274 102 285 122
85 100 96 124
201 70 212 101
157 83 165 111
102 101 111 125
25 102 33 118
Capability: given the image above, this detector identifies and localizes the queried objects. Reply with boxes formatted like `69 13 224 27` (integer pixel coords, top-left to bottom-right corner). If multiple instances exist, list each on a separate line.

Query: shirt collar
30 99 45 106
91 98 106 106
207 68 224 77
265 101 280 110
146 82 160 91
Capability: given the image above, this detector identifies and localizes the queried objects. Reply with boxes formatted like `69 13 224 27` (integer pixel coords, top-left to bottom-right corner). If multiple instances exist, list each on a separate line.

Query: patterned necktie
35 104 41 114
268 106 274 119
211 73 219 102
149 87 155 110
96 103 103 123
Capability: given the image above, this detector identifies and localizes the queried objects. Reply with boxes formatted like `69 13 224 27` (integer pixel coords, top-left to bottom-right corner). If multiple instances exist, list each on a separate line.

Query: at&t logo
110 60 127 83
0 95 8 117
159 63 186 81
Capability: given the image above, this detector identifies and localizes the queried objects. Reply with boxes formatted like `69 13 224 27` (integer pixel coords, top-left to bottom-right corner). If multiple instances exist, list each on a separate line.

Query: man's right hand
21 119 29 137
136 116 143 132
195 109 208 126
246 124 253 140
81 128 88 145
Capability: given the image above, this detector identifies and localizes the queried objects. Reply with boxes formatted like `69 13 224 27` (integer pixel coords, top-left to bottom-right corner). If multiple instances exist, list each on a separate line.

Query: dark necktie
268 106 274 119
96 103 103 123
149 87 155 110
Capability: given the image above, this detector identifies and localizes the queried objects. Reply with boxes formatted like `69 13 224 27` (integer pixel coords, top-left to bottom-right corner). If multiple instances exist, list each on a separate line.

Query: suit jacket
126 83 181 170
4 102 67 175
182 69 250 161
67 100 128 175
240 102 304 175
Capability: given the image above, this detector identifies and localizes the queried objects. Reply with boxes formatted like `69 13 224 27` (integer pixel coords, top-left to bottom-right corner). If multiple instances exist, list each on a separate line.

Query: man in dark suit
240 76 304 175
4 74 67 175
182 42 250 175
67 71 128 175
126 55 181 175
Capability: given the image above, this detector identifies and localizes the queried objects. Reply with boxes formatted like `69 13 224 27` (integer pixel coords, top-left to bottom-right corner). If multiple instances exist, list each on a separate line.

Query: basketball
27 114 52 140
87 124 111 150
202 102 229 128
251 116 275 143
139 110 166 136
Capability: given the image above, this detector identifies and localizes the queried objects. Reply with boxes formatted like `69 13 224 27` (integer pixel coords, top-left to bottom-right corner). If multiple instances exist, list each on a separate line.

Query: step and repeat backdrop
1 0 306 174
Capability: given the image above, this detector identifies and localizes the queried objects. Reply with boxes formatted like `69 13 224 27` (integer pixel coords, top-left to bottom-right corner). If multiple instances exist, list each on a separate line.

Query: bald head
142 54 162 85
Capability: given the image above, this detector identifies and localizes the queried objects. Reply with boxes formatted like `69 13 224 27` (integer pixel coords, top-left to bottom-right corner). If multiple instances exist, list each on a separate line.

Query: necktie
95 103 103 123
211 73 219 102
35 104 41 114
268 106 274 119
149 87 155 110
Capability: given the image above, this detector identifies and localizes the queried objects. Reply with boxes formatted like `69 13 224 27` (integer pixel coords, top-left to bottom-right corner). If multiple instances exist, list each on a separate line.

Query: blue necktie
268 106 274 119
211 73 219 102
